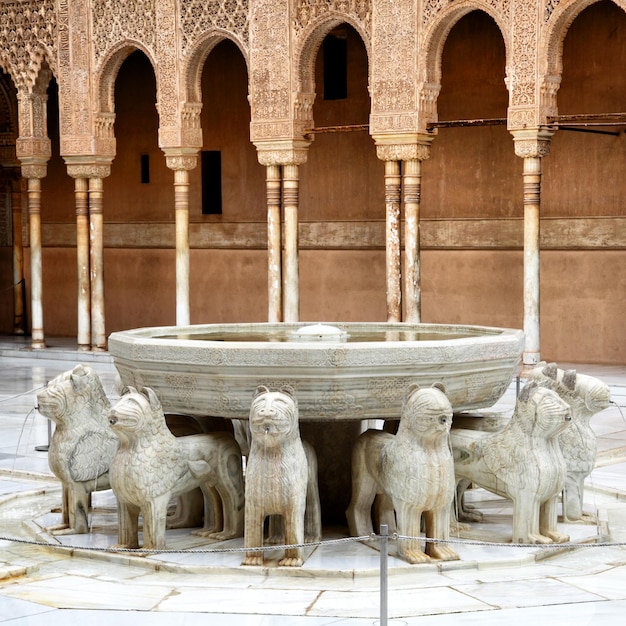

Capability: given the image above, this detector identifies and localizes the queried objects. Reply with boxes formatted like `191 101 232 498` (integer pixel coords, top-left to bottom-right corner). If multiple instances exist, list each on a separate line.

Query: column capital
163 148 199 172
255 139 310 167
511 128 554 159
64 156 113 179
373 133 433 162
19 157 48 179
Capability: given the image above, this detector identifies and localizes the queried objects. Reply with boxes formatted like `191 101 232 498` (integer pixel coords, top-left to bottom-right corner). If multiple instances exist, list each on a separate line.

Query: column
165 152 197 327
512 130 552 372
385 160 402 322
11 175 25 334
89 177 106 349
266 164 282 323
282 164 299 323
403 159 422 324
74 177 91 350
23 170 46 349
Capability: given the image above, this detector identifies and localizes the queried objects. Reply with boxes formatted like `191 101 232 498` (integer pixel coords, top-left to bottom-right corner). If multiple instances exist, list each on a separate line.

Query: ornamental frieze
180 0 249 56
293 0 371 37
92 0 156 66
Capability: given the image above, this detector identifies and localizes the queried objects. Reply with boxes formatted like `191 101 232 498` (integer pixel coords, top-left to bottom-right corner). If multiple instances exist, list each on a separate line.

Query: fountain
108 321 524 421
108 321 524 525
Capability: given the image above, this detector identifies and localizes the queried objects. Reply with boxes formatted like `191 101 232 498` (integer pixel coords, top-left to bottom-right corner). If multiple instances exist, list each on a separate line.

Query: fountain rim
108 321 524 351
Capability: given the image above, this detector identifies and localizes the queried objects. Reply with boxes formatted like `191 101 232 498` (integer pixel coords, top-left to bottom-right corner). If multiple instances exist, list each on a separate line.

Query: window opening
202 150 222 215
323 30 347 100
140 154 150 184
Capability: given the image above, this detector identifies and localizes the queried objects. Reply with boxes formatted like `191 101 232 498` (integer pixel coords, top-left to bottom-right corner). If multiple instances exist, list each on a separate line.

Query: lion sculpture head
249 385 300 445
37 364 110 427
397 383 453 442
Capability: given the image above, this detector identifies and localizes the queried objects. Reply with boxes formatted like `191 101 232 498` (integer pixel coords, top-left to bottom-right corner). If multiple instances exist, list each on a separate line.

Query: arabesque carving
180 0 249 55
293 0 372 37
92 0 156 66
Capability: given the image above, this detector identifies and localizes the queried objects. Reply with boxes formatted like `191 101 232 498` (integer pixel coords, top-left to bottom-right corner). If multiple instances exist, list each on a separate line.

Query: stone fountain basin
108 322 524 421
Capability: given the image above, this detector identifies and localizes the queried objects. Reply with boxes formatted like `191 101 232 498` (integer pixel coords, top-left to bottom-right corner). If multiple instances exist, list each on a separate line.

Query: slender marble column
89 177 106 350
282 164 299 323
74 177 90 350
512 129 552 371
26 176 45 348
266 164 282 323
403 159 421 323
385 160 402 322
11 176 25 334
174 168 190 326
522 156 541 369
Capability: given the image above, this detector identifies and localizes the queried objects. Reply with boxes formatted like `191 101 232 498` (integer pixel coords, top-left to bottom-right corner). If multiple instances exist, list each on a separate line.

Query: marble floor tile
1 574 173 610
451 577 606 609
310 585 491 619
157 585 321 615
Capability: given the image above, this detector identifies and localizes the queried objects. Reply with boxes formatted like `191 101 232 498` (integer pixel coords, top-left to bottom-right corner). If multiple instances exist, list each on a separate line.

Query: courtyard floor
1 335 626 625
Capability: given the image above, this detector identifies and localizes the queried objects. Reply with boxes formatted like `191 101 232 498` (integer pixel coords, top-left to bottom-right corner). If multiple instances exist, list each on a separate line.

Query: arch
95 41 157 114
421 3 510 89
544 0 626 78
184 29 249 104
294 14 371 97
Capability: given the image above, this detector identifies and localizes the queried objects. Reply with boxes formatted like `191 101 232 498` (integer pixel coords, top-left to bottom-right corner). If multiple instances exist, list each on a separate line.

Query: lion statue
346 383 459 565
528 362 611 521
107 386 244 551
451 381 572 544
37 364 117 535
242 385 321 567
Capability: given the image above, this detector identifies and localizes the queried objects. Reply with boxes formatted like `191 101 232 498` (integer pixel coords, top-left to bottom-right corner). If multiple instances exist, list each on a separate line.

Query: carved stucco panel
293 0 372 37
92 0 156 67
371 0 416 124
510 0 538 108
155 0 179 134
249 0 291 141
180 0 249 56
422 0 511 25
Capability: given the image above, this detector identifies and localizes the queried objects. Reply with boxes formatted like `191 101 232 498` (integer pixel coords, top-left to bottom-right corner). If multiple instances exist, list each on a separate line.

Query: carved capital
163 148 199 171
511 128 554 159
65 158 113 180
20 162 48 179
373 134 433 162
255 139 310 166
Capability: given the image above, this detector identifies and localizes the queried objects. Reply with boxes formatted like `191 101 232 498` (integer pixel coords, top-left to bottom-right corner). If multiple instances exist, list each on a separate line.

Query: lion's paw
242 554 264 566
427 544 459 561
401 549 433 564
545 530 569 544
525 533 553 545
279 556 303 567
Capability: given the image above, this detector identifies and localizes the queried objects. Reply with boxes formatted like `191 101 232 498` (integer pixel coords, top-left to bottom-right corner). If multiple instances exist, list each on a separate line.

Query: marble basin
108 322 524 421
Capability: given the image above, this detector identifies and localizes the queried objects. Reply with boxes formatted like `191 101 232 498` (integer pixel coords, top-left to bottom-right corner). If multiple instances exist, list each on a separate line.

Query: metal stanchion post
379 523 388 626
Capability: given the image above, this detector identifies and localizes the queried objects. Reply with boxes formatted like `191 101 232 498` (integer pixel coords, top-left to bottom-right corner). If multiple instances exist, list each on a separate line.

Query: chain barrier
0 386 44 405
0 529 624 555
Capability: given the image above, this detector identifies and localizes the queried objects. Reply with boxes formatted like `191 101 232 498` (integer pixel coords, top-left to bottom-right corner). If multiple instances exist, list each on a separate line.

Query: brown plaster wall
16 244 625 364
301 25 384 221
543 1 626 218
